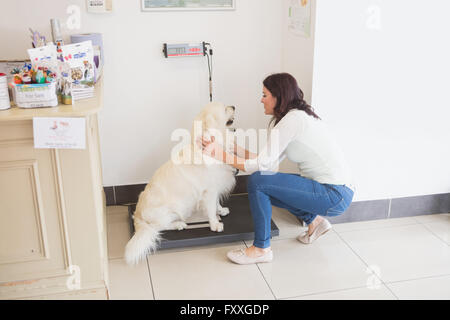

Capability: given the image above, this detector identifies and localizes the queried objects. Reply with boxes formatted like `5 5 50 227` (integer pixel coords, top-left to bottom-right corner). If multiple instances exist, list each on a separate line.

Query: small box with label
10 82 58 108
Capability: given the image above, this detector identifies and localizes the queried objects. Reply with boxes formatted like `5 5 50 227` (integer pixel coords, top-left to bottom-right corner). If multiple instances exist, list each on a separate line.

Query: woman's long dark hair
263 73 321 128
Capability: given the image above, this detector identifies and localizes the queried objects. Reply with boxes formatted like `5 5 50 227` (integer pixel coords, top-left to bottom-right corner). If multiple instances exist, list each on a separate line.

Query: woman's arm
242 112 303 173
200 112 302 173
199 137 247 172
221 149 247 172
233 142 257 160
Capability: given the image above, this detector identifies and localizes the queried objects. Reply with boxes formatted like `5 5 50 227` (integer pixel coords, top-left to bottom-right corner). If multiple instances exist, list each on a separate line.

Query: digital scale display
168 47 186 55
163 43 205 58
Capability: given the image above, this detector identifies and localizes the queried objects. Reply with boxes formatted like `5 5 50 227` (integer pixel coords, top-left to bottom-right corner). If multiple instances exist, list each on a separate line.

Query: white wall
282 0 316 104
279 0 317 174
311 0 450 201
0 0 284 187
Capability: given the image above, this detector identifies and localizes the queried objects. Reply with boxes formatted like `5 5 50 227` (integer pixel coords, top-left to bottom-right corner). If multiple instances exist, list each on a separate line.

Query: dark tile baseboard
327 199 391 224
104 176 450 223
104 175 250 206
390 193 450 218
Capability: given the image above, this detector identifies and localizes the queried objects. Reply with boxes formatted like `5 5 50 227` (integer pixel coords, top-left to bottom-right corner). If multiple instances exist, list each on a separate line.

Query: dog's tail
124 217 162 265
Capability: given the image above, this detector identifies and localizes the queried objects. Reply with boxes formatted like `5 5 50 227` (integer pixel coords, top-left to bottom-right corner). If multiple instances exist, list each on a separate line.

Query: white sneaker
227 248 273 265
297 218 332 244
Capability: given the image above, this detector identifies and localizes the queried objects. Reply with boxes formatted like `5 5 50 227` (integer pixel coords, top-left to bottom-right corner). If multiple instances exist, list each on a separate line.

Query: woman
199 73 355 265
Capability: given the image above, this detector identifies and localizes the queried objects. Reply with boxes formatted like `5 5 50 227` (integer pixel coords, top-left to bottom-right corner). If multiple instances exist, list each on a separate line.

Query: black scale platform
127 194 279 250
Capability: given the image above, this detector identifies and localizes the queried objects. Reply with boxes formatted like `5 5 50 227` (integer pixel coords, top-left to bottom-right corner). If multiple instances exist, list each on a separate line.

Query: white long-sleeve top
244 109 354 189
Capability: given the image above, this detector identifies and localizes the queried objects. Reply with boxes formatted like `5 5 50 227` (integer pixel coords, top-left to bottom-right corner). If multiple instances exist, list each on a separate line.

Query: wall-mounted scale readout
163 42 214 101
163 42 206 58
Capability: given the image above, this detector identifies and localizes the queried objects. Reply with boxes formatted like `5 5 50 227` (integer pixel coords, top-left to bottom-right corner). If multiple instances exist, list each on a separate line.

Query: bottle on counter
0 73 11 110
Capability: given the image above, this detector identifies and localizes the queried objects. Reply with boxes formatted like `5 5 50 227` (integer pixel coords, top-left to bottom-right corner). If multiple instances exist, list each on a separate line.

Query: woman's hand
196 136 247 171
197 136 224 160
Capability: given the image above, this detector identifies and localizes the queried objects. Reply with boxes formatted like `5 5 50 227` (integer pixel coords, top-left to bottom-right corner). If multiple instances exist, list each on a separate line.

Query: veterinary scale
163 42 214 101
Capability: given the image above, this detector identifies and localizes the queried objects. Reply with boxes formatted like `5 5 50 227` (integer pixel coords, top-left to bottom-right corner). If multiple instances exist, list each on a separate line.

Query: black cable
209 48 213 78
204 42 213 102
206 50 212 101
206 51 212 76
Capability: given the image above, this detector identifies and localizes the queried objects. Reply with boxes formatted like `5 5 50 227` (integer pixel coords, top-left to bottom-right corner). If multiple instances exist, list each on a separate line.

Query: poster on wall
141 0 235 11
288 0 311 37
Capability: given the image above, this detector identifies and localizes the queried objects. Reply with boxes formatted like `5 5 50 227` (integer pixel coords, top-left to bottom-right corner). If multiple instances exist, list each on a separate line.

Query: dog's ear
201 113 225 144
201 114 215 141
201 114 216 142
204 114 216 130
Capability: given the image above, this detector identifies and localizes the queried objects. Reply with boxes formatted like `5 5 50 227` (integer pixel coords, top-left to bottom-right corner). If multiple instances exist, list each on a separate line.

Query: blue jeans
247 171 354 249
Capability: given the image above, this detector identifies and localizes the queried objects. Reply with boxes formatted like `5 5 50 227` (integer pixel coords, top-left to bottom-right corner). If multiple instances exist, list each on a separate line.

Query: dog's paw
210 221 224 232
169 221 188 231
217 207 230 217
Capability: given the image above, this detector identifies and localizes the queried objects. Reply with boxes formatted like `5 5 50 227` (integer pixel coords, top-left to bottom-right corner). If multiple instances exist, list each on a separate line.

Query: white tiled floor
106 205 450 300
